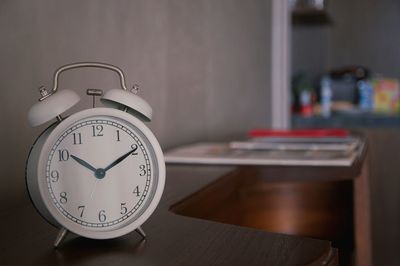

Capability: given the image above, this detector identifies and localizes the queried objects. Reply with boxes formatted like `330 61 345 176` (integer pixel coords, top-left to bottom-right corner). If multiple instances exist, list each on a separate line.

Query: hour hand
70 154 97 173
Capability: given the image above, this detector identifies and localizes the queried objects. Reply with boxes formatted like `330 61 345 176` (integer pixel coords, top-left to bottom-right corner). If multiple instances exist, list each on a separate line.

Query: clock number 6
98 210 106 222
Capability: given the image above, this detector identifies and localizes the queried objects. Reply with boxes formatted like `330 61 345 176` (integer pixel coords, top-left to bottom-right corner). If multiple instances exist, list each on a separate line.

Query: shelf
292 113 400 128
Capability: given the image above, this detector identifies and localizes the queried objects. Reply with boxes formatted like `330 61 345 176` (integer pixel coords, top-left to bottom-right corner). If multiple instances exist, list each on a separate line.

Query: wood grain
0 165 336 266
172 166 354 265
364 129 400 266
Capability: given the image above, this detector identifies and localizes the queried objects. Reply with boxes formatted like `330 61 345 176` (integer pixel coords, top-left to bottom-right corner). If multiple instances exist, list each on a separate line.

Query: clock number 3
139 165 146 176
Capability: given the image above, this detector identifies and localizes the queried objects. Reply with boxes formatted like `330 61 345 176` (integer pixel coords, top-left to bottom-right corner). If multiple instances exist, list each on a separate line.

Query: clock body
26 107 165 239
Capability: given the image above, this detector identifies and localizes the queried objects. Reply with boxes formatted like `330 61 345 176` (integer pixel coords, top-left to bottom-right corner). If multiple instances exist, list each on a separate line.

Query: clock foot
54 227 69 248
135 226 146 239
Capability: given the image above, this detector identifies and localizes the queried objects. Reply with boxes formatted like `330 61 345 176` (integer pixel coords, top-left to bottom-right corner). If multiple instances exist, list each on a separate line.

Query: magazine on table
165 129 365 167
165 140 364 167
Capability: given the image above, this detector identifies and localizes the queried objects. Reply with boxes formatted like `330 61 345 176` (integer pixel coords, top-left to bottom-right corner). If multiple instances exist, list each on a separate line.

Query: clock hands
104 145 138 172
70 154 105 179
70 154 97 173
70 146 138 210
70 145 138 180
70 154 106 179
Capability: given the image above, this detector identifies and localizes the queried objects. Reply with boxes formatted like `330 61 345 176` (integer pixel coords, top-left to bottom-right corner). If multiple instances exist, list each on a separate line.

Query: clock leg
54 227 69 248
135 226 146 239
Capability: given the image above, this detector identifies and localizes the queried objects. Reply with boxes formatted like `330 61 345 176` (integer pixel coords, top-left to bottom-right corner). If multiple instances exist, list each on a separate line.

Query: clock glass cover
45 115 157 230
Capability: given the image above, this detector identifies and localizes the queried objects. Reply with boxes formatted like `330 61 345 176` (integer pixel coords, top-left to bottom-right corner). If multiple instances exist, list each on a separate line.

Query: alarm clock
25 62 165 247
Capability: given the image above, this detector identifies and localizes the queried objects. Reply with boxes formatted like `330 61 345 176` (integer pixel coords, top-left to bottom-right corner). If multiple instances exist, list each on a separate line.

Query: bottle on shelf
357 79 374 112
320 75 332 117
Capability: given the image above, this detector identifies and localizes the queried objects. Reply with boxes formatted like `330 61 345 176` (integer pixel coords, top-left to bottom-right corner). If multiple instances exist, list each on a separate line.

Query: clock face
44 115 158 231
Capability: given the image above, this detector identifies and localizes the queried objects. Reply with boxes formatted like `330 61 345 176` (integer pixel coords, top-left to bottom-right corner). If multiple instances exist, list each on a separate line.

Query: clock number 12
92 125 104 137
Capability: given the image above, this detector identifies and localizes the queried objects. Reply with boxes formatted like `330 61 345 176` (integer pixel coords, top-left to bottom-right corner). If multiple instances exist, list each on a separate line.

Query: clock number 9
98 210 106 222
50 170 60 182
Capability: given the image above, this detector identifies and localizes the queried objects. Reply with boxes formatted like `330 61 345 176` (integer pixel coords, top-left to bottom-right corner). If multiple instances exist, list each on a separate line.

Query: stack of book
164 129 365 167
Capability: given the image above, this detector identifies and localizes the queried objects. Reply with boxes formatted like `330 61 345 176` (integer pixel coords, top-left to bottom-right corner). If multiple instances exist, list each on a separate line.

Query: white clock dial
45 116 156 230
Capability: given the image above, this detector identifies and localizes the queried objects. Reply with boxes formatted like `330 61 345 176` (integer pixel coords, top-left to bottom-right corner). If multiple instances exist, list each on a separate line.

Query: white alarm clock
25 62 165 247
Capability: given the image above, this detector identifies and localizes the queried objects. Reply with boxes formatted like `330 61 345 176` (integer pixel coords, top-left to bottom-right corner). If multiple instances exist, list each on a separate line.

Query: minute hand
70 154 97 173
104 146 138 172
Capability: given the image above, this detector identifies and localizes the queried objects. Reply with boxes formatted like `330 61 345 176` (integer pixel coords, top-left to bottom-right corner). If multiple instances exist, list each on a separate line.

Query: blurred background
291 0 400 127
290 1 400 264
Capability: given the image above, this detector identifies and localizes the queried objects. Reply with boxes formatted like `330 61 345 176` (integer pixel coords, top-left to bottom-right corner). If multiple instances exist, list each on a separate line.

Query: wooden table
0 166 338 266
166 140 372 266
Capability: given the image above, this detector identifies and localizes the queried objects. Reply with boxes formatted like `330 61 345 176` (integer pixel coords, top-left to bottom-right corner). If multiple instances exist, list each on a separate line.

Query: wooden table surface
0 165 337 266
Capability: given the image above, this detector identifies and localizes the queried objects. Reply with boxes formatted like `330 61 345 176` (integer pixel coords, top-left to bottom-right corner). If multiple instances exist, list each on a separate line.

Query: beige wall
0 1 272 207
